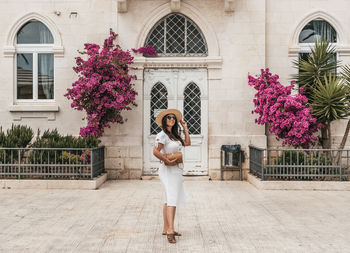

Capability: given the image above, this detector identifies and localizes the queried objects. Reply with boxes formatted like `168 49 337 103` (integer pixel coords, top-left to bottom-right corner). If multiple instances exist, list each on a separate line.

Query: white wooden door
143 68 208 176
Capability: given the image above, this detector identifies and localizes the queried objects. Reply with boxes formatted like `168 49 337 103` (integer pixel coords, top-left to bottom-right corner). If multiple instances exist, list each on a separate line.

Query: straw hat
155 109 182 127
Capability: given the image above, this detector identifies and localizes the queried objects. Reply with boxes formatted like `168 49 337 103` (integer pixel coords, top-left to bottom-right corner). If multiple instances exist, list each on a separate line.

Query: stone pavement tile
0 180 350 252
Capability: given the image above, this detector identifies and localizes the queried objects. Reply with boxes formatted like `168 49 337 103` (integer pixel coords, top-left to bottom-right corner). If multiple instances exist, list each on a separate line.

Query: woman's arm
181 120 191 146
153 143 177 166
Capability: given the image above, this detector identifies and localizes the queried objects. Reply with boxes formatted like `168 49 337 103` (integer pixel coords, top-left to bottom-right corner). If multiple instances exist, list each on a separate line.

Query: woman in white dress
153 109 191 244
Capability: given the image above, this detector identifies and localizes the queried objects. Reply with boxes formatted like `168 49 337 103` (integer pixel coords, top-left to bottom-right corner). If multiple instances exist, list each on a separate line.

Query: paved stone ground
0 180 350 253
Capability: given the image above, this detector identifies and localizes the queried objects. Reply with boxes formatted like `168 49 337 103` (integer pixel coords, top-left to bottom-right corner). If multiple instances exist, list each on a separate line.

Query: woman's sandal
166 233 176 243
162 231 182 236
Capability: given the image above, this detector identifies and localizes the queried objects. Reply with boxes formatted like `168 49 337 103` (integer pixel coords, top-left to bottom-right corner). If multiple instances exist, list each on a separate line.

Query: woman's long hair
161 114 185 146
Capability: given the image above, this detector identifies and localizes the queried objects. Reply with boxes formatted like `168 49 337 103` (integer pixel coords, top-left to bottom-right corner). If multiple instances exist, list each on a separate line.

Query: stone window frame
134 2 222 69
298 19 337 57
4 13 63 112
288 11 349 57
16 22 55 103
144 12 208 57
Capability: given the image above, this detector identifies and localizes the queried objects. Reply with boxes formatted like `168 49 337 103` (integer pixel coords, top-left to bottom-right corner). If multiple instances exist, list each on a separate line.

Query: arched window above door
144 13 208 57
299 20 337 43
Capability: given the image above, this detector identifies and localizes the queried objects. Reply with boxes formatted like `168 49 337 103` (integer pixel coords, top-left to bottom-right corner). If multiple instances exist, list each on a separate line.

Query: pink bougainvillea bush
248 69 321 148
132 45 157 56
65 31 157 137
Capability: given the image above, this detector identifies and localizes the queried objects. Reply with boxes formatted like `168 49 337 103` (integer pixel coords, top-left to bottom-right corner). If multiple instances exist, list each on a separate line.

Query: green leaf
293 39 340 102
311 73 350 123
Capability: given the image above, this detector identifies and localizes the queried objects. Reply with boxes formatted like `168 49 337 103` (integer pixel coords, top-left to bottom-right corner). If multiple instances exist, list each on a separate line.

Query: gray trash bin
220 145 244 180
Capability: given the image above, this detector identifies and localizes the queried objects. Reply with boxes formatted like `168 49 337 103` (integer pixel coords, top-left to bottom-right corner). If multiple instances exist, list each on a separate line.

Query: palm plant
311 74 350 149
292 39 350 149
337 65 350 150
293 40 340 102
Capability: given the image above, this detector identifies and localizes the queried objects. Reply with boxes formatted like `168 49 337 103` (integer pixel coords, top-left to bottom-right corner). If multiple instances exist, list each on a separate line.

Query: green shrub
28 129 99 164
0 125 99 165
0 124 33 164
30 129 99 149
268 150 335 180
0 127 5 146
3 124 33 148
276 150 332 165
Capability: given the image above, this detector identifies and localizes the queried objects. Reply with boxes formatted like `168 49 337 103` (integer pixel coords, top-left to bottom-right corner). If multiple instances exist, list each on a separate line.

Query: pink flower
132 45 158 56
65 30 157 138
248 68 321 148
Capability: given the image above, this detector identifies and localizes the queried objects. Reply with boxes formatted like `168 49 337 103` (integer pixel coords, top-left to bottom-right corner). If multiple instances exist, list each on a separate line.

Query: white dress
155 130 190 207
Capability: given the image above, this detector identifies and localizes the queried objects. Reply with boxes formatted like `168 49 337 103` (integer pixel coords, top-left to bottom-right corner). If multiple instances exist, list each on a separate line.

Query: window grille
151 82 168 134
184 82 201 134
145 13 208 57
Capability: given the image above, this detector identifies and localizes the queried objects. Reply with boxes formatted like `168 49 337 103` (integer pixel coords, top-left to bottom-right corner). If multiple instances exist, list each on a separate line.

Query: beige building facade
0 0 349 180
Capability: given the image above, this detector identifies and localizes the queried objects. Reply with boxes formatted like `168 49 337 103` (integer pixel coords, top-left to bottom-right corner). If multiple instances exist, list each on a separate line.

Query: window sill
9 104 59 112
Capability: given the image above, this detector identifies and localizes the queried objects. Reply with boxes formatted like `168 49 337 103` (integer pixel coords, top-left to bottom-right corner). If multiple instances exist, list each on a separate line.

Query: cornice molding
3 12 64 57
133 56 223 69
288 10 348 56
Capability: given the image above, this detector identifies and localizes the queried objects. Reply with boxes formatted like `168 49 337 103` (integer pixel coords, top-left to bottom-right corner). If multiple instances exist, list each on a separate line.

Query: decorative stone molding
9 104 59 112
289 45 350 57
117 0 127 13
170 0 181 12
117 0 234 15
3 12 64 57
288 46 300 57
133 56 223 69
288 10 347 56
3 46 16 58
12 112 57 121
224 0 235 12
10 105 59 121
337 45 350 56
52 46 65 57
136 2 221 57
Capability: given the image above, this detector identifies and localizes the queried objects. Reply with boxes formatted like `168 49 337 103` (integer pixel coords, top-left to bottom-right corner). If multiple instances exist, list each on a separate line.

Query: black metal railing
249 145 350 181
0 146 105 180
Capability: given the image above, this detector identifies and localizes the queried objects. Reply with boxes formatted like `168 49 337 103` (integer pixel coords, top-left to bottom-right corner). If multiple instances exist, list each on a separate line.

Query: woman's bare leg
166 206 176 234
163 203 168 233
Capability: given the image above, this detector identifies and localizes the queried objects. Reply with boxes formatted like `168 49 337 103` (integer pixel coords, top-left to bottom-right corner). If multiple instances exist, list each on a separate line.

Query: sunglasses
166 115 177 120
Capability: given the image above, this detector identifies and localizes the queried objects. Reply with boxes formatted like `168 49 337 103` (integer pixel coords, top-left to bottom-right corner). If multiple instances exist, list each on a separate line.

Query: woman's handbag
165 152 183 163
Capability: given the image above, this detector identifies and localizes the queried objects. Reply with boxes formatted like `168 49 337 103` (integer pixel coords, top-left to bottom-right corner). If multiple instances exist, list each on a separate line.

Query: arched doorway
142 13 208 176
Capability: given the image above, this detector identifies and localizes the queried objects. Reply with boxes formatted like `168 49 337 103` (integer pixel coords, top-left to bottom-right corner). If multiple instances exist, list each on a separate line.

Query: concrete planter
247 173 350 191
0 173 107 190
